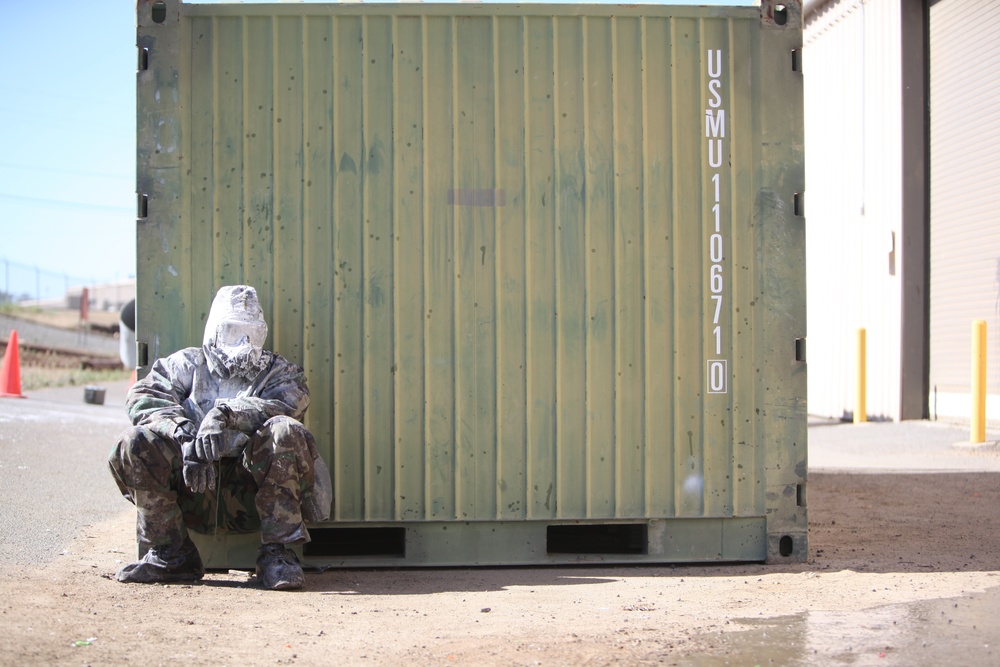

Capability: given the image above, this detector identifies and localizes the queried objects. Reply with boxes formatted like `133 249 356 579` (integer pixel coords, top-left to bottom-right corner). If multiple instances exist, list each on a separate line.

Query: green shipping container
136 0 806 567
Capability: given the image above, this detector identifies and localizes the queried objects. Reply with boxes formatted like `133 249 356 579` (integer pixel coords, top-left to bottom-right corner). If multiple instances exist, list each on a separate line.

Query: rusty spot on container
448 189 506 207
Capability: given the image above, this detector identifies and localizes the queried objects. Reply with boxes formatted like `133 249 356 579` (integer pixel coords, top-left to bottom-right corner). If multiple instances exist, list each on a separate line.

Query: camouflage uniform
109 346 332 552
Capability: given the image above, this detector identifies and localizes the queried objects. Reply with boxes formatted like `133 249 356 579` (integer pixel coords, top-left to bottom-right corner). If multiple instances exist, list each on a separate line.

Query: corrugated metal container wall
804 0 904 421
136 0 806 566
929 0 1000 422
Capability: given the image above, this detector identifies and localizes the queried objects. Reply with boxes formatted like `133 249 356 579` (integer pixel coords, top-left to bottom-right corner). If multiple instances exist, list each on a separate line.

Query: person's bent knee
249 416 317 485
110 426 151 468
261 415 310 451
109 426 179 491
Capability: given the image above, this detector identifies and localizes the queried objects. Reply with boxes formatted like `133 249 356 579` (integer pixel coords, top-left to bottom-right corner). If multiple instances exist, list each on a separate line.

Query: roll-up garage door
929 0 1000 420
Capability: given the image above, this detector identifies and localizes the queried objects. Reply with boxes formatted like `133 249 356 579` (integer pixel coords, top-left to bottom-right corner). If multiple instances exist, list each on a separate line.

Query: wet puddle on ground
677 585 1000 666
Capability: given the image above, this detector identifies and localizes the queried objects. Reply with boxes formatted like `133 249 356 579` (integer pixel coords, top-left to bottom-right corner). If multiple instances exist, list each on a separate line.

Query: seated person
109 285 332 590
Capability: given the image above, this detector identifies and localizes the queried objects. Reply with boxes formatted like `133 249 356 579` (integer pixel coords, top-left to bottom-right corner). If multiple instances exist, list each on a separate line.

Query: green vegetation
0 302 36 315
20 366 131 391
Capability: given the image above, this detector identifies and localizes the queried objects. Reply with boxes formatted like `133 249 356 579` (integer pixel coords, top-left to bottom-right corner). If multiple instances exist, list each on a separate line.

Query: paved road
809 417 1000 472
0 381 132 564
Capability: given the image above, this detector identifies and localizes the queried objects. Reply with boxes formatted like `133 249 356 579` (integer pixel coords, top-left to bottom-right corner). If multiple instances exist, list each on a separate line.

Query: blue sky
0 0 136 301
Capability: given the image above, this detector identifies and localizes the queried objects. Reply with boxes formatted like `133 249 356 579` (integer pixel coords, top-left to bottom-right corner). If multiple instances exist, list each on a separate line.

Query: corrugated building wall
804 0 905 421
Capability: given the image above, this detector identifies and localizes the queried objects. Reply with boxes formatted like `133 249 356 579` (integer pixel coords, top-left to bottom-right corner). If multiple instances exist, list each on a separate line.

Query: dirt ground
3 313 998 665
1 471 997 666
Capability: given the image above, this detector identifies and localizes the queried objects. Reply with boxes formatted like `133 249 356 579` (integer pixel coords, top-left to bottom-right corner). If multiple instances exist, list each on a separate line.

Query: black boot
116 536 205 584
256 543 304 591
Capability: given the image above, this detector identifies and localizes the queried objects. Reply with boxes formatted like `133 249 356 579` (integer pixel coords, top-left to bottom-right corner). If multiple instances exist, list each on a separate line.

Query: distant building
64 278 135 312
18 280 135 315
66 280 135 313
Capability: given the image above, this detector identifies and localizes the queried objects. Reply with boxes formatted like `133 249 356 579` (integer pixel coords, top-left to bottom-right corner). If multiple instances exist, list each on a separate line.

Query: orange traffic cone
0 329 26 398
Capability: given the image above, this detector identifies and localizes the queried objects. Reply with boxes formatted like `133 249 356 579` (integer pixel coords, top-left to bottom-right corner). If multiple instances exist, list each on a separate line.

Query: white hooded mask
202 285 269 380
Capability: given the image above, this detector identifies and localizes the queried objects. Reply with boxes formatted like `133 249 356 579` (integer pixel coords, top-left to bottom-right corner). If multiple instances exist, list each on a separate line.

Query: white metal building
803 0 1000 423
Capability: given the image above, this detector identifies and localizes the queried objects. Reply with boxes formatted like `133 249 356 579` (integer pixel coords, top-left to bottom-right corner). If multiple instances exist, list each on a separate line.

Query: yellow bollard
971 320 987 443
855 328 866 424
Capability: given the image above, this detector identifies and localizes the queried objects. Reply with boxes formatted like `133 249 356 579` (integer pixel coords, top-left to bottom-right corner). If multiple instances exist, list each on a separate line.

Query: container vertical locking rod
971 319 987 443
855 328 866 423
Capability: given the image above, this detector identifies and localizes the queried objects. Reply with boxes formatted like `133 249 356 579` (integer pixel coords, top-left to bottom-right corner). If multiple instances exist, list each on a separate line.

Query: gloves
174 420 198 446
174 420 214 493
181 441 216 494
180 406 247 494
193 406 231 462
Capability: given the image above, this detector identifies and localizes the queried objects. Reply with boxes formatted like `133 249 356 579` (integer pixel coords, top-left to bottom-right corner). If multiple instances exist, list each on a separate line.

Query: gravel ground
1 312 119 356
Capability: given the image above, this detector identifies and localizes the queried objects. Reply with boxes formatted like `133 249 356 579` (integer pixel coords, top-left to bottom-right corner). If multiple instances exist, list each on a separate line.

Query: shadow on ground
282 470 1000 596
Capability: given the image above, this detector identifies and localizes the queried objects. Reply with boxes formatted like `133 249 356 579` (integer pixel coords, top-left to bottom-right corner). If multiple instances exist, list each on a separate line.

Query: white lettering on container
706 48 728 395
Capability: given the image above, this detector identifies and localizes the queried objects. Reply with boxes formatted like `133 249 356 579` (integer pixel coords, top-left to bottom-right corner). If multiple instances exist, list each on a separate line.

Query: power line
0 191 132 214
0 161 132 181
0 257 120 302
1 257 94 285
